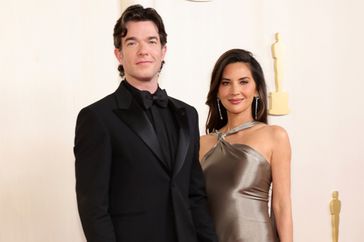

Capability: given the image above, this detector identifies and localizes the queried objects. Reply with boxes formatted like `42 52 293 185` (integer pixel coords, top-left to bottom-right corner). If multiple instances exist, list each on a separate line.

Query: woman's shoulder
200 133 218 146
252 124 290 150
257 124 289 139
199 133 218 162
257 125 291 156
269 124 289 140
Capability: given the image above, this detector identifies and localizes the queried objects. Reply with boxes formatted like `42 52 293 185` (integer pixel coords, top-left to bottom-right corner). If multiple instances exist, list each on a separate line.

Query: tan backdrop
1 0 363 241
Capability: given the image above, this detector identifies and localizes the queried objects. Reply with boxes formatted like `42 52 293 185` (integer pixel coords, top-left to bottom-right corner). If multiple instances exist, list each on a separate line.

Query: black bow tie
140 89 169 109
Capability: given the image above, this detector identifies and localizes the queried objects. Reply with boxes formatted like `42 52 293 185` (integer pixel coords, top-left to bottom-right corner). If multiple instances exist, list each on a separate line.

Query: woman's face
217 62 257 117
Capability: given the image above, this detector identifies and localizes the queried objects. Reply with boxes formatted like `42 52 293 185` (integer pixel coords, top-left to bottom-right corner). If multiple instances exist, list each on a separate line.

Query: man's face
115 21 166 84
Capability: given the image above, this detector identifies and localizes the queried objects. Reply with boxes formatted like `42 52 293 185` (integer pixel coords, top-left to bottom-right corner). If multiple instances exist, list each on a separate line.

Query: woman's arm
271 126 293 242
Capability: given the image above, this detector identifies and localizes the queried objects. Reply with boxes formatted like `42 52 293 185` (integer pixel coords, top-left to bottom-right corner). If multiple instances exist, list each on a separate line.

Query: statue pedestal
268 91 289 115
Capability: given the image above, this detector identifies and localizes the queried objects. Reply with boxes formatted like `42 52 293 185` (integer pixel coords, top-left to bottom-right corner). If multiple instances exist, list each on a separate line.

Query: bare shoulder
200 133 218 151
269 125 289 140
255 125 291 156
200 133 214 143
259 124 289 141
265 125 291 159
199 133 218 163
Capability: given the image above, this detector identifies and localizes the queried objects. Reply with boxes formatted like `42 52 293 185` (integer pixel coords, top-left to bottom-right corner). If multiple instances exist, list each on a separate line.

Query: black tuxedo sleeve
74 107 116 242
188 109 218 242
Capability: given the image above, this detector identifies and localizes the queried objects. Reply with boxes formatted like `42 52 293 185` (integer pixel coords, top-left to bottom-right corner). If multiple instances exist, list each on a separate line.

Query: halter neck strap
217 121 260 140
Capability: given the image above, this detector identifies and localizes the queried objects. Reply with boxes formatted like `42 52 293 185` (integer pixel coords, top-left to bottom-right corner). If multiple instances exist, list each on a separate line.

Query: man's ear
161 45 167 60
114 48 123 64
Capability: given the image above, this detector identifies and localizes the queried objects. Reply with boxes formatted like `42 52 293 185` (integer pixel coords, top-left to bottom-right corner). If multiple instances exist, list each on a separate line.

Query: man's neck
125 77 158 93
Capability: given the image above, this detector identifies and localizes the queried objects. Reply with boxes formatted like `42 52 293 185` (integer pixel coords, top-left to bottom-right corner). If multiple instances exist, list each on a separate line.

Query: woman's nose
230 83 240 95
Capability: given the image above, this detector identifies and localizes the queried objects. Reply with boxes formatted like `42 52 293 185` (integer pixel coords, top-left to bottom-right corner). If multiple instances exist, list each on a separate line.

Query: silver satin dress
201 121 279 242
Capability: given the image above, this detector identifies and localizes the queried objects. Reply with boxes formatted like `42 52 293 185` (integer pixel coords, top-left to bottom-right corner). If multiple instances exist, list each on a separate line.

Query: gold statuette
330 191 341 242
268 32 289 115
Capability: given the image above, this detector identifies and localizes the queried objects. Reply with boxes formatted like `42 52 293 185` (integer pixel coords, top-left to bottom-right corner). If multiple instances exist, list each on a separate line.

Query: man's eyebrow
123 36 159 42
123 37 137 42
146 36 159 42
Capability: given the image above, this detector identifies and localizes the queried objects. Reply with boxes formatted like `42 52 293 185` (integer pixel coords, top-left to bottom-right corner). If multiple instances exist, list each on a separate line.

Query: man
74 4 217 242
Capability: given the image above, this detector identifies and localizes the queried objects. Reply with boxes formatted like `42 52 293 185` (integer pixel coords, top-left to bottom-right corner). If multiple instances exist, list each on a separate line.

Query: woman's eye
221 81 229 86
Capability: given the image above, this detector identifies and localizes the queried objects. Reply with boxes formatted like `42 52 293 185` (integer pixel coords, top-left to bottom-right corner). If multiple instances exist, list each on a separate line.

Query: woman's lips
228 98 243 104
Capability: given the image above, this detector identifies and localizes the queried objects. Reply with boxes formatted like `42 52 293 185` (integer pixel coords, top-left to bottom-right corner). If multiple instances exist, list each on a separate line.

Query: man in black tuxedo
74 4 217 242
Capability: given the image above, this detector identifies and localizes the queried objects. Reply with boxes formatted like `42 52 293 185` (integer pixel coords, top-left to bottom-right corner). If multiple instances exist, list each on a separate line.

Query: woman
200 49 293 242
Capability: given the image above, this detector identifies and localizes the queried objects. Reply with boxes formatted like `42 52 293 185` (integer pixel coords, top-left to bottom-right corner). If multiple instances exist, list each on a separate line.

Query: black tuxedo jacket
74 82 217 242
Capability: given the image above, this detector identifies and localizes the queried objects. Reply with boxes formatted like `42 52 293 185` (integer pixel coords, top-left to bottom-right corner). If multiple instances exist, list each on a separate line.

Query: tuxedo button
170 182 176 188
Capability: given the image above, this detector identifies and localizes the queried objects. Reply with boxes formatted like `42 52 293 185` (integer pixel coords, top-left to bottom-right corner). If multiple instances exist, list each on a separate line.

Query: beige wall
1 0 363 241
0 0 120 241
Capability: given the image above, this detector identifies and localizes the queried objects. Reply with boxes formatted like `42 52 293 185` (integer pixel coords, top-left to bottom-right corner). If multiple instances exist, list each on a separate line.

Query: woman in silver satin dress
200 49 293 242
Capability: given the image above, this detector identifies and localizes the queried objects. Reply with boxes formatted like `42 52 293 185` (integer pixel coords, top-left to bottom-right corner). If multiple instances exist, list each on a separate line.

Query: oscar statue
268 32 289 115
330 191 341 242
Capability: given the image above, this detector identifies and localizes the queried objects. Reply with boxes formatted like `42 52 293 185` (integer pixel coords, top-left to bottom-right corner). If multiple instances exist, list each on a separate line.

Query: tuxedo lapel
113 83 168 169
169 99 190 176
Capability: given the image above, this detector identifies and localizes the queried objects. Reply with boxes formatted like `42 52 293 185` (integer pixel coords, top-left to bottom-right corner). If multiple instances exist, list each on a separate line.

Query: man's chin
139 78 154 82
137 74 159 83
125 72 159 83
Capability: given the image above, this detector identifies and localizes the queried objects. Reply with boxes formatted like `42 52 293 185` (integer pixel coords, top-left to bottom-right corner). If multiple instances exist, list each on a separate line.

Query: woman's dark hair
113 4 167 77
205 49 268 133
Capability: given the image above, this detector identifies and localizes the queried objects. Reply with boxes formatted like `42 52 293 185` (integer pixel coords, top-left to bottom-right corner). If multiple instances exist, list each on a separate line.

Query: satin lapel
113 83 167 169
169 99 190 176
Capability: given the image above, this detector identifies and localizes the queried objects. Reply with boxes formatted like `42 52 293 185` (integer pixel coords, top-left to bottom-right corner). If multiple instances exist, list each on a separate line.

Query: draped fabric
201 121 279 242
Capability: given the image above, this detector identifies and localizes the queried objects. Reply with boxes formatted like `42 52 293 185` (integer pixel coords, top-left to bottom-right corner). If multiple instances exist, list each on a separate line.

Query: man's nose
137 43 148 55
